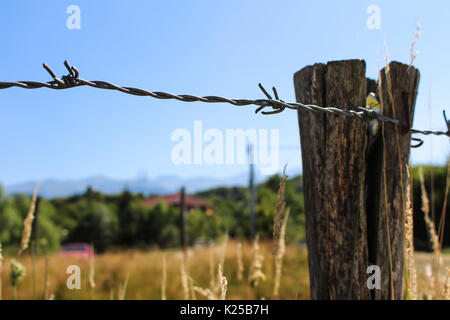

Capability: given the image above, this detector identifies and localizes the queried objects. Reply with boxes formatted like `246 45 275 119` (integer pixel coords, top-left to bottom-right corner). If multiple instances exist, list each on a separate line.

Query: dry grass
118 272 130 300
180 252 189 299
236 242 244 281
0 238 447 300
418 166 447 299
409 23 420 67
414 252 450 299
89 244 96 289
404 168 417 299
272 168 289 298
438 162 450 251
419 167 440 254
0 241 309 300
161 253 167 300
248 235 266 288
444 268 449 299
0 243 3 300
18 183 41 256
43 255 49 300
218 264 227 300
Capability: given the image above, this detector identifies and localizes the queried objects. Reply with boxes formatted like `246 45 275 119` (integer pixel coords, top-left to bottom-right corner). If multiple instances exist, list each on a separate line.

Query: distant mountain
3 172 271 199
4 166 301 199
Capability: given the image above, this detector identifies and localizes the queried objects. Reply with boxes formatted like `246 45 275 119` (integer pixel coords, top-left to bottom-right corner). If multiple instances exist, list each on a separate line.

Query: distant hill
4 171 290 199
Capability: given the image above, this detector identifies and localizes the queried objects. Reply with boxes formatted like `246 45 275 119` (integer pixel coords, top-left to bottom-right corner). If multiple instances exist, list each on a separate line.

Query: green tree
66 201 118 252
0 200 23 246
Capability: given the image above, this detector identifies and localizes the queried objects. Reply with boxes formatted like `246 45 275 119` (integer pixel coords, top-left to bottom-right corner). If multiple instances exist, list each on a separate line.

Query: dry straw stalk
419 167 441 255
272 168 289 298
18 182 41 256
118 272 130 300
248 234 266 287
161 253 167 300
218 264 227 300
89 244 96 289
404 168 417 299
180 253 189 300
273 208 290 298
18 183 41 256
236 242 244 281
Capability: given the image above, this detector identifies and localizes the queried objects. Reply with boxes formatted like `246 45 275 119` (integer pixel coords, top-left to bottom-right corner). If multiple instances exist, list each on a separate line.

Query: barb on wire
0 61 448 141
411 137 424 148
256 84 286 115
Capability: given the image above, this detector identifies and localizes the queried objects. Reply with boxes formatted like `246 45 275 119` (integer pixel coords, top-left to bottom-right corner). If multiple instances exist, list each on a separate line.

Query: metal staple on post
0 61 448 141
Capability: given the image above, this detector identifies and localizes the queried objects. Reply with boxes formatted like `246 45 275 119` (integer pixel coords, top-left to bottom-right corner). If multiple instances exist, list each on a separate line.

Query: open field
0 241 310 300
2 240 449 300
415 252 450 300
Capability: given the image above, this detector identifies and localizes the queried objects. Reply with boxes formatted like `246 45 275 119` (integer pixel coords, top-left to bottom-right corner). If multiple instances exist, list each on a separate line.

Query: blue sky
0 0 448 185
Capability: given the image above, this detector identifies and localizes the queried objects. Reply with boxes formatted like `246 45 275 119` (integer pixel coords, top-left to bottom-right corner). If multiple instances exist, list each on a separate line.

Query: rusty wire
0 60 448 139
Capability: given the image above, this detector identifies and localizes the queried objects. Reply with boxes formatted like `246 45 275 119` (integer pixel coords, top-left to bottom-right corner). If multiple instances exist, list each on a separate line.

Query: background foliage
0 165 448 254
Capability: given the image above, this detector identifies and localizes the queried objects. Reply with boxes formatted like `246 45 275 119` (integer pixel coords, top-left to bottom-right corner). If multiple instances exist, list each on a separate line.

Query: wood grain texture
294 60 370 299
374 62 419 299
293 60 419 300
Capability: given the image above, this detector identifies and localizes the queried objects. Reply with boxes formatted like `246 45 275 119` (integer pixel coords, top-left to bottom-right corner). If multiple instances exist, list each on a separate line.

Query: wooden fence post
375 62 419 299
293 60 419 299
180 187 187 251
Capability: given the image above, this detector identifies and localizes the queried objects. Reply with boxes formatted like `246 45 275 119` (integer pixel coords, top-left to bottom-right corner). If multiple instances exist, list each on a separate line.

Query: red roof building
142 193 209 210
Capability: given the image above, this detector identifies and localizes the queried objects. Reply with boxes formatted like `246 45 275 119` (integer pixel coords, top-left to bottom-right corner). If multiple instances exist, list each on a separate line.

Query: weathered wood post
293 60 419 299
375 62 419 299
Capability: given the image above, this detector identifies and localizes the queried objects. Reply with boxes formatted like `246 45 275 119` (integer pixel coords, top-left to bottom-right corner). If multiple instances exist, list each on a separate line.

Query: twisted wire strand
0 61 448 138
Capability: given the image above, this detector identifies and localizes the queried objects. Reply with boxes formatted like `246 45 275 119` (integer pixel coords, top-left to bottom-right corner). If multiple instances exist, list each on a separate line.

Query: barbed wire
0 60 448 140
